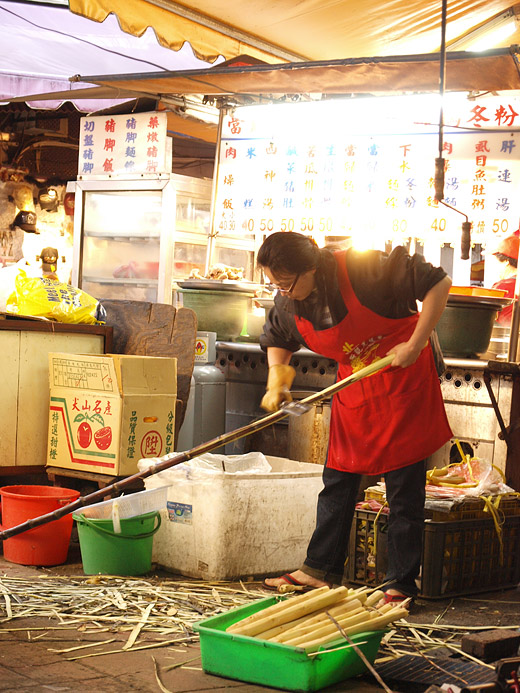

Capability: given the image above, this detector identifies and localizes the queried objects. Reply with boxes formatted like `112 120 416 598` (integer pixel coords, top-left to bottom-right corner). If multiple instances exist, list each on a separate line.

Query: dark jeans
301 460 427 596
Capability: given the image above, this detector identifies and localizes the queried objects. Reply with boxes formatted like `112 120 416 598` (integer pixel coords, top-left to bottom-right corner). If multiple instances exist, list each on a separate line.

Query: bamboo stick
259 590 387 644
235 594 362 639
364 590 385 607
281 604 392 649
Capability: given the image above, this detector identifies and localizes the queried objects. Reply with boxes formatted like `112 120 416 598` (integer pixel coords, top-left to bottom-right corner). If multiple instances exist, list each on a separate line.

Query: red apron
294 250 452 474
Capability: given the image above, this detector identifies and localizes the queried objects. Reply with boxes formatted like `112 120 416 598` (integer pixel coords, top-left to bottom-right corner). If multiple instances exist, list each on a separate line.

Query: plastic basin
194 596 385 691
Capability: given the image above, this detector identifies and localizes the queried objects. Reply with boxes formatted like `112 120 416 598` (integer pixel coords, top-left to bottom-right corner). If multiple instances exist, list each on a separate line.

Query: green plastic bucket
73 511 161 576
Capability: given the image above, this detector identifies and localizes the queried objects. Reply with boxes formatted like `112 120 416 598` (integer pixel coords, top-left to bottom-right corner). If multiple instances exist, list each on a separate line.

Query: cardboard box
47 353 177 476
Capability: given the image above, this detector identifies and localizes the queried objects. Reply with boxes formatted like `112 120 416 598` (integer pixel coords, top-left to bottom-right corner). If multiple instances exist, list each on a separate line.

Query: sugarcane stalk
271 606 366 644
226 586 330 633
302 606 409 652
283 610 371 646
0 354 393 541
229 587 350 637
264 597 365 641
324 613 394 693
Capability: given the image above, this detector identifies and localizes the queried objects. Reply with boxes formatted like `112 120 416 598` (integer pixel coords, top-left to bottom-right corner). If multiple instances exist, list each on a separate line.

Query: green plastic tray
194 596 385 692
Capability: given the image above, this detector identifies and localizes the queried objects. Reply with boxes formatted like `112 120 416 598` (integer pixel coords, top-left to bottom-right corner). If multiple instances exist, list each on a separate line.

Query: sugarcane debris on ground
0 574 266 658
0 574 518 687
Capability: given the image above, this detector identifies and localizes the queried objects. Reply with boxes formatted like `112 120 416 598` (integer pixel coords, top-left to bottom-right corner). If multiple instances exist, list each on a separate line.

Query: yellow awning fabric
69 0 294 63
69 0 520 63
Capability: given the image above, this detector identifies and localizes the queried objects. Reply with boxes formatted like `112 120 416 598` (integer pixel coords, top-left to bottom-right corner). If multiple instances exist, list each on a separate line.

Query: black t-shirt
259 245 448 354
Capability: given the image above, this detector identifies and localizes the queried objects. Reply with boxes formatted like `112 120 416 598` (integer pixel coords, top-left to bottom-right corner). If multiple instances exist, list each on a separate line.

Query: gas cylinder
176 332 226 451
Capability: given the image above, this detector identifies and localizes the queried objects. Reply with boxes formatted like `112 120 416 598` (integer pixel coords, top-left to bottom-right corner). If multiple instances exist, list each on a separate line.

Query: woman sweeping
258 232 452 605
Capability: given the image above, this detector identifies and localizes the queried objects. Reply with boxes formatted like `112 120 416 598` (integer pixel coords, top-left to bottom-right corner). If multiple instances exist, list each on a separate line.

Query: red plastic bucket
0 485 80 566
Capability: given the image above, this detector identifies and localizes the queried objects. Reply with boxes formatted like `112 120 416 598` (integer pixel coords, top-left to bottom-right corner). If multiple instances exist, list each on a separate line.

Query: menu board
213 94 520 250
78 111 170 178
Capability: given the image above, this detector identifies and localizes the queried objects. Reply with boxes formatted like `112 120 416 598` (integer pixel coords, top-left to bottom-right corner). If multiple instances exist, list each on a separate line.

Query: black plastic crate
346 509 520 599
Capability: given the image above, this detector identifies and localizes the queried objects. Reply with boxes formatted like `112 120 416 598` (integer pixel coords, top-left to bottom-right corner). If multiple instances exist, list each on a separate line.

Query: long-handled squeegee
0 355 394 541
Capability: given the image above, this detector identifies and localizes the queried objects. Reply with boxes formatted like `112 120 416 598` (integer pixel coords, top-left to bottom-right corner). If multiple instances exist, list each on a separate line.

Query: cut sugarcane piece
267 601 366 643
226 586 331 633
257 597 364 641
301 606 409 653
364 590 385 607
275 607 367 645
282 610 371 647
228 586 349 637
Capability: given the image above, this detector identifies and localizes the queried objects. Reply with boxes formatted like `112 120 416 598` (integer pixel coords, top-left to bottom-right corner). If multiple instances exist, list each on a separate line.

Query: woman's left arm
387 274 452 368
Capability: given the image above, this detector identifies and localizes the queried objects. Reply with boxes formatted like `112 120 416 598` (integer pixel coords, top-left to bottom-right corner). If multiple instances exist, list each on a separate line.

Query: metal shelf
83 232 161 241
82 276 158 286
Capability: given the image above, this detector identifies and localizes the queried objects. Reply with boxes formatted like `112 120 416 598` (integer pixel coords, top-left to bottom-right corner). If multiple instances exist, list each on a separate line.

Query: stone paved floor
0 540 519 693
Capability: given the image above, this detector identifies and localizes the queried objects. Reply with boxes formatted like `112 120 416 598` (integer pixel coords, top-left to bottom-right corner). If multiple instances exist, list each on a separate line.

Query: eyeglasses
267 273 300 294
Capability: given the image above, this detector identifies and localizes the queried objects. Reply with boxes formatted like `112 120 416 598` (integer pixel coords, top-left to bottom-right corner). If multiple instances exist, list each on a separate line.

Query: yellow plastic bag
6 270 106 325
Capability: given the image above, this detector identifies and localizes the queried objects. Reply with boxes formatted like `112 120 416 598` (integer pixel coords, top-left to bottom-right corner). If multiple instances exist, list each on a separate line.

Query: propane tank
176 332 226 451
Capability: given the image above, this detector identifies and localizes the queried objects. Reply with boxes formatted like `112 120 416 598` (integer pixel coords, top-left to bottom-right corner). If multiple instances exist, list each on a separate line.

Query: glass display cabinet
71 173 257 303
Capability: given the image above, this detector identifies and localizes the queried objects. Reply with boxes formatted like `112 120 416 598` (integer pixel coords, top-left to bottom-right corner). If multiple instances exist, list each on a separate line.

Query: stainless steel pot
287 391 331 465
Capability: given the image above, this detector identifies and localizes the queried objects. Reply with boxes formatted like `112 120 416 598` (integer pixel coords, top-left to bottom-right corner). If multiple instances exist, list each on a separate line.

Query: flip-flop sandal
261 573 316 593
377 592 415 608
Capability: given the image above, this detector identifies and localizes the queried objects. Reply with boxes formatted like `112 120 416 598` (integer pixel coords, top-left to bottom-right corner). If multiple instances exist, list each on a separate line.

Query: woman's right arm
267 346 293 366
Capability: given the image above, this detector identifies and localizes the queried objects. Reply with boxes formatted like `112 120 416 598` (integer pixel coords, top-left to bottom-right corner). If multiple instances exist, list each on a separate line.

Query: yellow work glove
261 364 296 412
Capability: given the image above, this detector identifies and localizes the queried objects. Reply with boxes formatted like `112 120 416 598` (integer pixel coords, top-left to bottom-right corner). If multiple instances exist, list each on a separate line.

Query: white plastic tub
138 454 324 580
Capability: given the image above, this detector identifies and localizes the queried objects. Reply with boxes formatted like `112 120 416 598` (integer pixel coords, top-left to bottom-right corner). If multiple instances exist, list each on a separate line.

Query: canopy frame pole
205 103 227 274
507 264 520 360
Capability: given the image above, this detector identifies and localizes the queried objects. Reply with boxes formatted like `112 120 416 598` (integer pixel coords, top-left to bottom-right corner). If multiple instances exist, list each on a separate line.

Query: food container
179 288 253 340
76 487 169 521
194 596 385 692
449 286 507 298
139 455 324 580
436 294 511 358
243 308 266 342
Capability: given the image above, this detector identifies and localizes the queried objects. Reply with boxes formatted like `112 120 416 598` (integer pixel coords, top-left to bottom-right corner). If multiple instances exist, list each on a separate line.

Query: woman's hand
387 341 426 368
388 275 451 369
